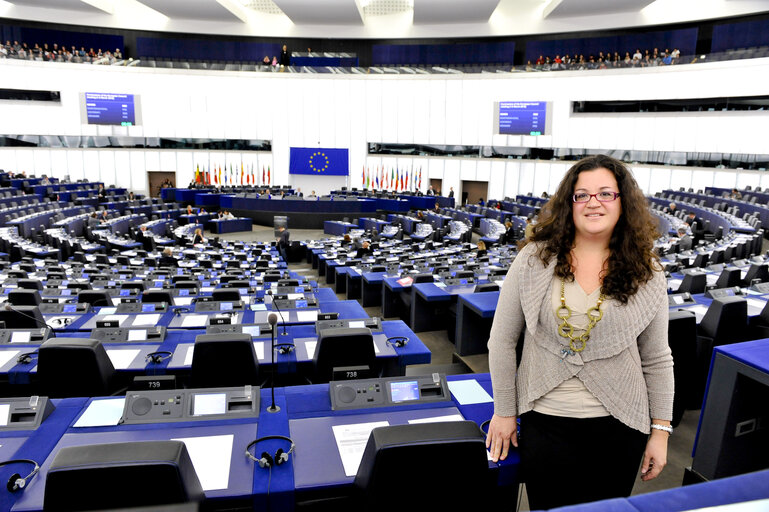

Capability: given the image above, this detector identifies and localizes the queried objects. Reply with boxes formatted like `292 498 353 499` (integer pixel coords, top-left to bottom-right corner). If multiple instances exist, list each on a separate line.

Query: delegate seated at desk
677 227 693 251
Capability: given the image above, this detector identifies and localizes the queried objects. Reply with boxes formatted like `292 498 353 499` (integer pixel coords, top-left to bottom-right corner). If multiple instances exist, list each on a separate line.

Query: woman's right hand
486 413 518 462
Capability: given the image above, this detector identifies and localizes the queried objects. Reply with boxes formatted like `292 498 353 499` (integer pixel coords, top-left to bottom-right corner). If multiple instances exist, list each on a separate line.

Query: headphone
245 436 295 469
275 343 295 355
16 352 38 365
145 351 173 364
386 336 409 348
0 459 40 492
172 306 191 317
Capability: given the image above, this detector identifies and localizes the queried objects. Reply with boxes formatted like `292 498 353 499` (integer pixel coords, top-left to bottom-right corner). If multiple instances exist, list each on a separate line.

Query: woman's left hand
640 431 669 481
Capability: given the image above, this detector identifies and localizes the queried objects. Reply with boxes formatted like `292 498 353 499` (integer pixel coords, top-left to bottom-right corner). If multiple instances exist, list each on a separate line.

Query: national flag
391 168 395 191
400 170 404 191
262 166 265 186
195 164 201 184
405 167 409 191
241 162 244 185
362 166 366 187
267 165 271 185
375 171 379 189
418 167 422 190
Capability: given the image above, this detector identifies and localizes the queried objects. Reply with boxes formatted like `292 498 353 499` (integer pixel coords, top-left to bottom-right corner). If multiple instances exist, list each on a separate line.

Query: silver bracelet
651 423 673 435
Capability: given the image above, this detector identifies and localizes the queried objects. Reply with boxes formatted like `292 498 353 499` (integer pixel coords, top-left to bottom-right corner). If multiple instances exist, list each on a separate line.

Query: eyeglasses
572 192 621 203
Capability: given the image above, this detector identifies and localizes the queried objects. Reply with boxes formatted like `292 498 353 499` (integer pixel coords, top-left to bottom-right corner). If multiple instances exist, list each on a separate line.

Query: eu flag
289 147 349 176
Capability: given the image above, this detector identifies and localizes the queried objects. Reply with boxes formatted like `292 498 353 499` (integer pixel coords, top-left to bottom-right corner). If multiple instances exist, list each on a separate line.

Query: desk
410 282 477 333
455 291 499 356
691 338 769 481
324 221 358 236
358 218 390 232
210 218 252 234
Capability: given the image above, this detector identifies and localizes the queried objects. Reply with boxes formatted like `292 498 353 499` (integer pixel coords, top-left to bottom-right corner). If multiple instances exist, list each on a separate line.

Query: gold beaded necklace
555 278 605 353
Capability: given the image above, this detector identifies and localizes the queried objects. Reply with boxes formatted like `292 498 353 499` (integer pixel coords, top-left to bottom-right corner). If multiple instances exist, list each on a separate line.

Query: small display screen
390 381 420 402
120 289 130 296
295 300 308 308
498 101 547 135
84 92 137 126
179 289 189 297
239 288 248 296
154 281 164 288
61 289 71 296
242 325 260 337
460 279 468 285
63 305 77 313
192 393 227 416
141 304 155 312
220 302 233 311
107 281 116 287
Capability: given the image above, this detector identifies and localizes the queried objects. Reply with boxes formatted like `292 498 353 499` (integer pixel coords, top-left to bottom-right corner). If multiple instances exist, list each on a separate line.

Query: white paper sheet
348 321 365 329
287 293 303 300
0 404 9 426
304 341 317 358
171 435 234 491
296 310 318 322
97 307 117 315
668 279 682 290
447 380 493 405
73 398 126 427
0 350 21 369
681 304 710 322
332 421 390 477
253 342 265 360
132 314 161 327
250 304 267 311
10 331 31 344
746 298 767 316
184 345 195 366
127 329 147 341
175 297 194 306
105 349 141 369
181 315 208 327
408 414 464 424
671 295 685 305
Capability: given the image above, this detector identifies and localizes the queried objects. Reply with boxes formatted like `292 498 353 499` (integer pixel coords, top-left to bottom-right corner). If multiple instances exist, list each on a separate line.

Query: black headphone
172 306 191 317
0 459 40 492
245 436 295 469
386 336 409 348
145 351 173 364
275 343 295 355
16 352 38 365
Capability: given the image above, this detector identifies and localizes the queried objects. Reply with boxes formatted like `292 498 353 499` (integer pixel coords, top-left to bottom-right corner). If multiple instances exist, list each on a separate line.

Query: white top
532 276 610 418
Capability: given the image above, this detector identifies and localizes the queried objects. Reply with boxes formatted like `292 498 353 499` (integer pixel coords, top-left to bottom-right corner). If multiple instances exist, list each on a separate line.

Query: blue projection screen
83 92 139 126
497 101 549 136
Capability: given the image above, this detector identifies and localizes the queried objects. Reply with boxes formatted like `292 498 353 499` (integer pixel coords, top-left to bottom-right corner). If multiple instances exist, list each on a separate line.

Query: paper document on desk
448 380 493 405
181 315 208 327
132 314 161 326
332 421 390 477
746 298 767 316
0 350 20 372
408 414 464 424
103 315 129 327
304 341 317 358
175 298 194 306
172 435 233 491
73 398 126 427
253 342 265 360
0 404 9 426
296 310 318 322
679 304 709 322
667 279 682 291
106 349 141 369
184 345 195 366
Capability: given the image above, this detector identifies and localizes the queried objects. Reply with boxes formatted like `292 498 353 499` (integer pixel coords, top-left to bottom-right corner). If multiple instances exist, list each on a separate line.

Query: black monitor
0 305 46 329
45 441 203 511
354 421 490 510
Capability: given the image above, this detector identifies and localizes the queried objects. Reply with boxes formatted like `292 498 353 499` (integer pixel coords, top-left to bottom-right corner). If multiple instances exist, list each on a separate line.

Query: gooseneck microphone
266 289 288 336
266 312 280 413
3 304 56 338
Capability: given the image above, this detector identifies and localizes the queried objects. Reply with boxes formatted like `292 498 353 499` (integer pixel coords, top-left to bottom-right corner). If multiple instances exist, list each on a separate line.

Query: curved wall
1 58 768 199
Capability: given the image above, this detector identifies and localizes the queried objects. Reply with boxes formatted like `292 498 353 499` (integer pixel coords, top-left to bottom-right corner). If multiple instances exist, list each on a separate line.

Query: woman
186 205 194 215
192 228 205 245
476 240 487 258
486 155 673 510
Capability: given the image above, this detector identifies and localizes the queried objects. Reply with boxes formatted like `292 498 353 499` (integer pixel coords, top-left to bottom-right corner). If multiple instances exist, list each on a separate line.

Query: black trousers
519 411 648 510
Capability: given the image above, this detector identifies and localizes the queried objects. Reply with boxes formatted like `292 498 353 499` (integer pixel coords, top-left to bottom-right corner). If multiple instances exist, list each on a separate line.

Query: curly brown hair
522 154 660 304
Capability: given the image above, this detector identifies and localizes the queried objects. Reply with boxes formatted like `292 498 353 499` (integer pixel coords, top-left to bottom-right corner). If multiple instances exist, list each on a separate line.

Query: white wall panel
533 161 551 196
460 160 476 181
504 161 520 198
691 170 714 192
714 171 738 189
333 80 352 149
669 169 692 192
548 162 569 195
114 151 131 190
460 81 480 146
411 81 431 144
632 166 651 195
518 162 536 196
736 172 761 191
33 150 52 176
98 150 116 186
445 81 463 145
15 151 34 175
0 151 17 174
395 80 414 145
476 160 491 182
428 81 445 145
365 80 383 143
129 152 147 194
380 80 398 143
444 159 460 198
487 160 505 201
317 80 337 148
759 173 769 192
649 167 671 194
82 151 100 183
66 151 84 182
50 151 68 180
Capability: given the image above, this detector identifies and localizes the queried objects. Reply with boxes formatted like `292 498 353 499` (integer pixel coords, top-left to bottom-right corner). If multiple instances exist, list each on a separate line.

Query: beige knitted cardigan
488 242 674 433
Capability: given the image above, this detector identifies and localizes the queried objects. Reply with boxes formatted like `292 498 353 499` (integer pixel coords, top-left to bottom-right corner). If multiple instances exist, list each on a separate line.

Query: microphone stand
267 289 288 336
267 313 280 413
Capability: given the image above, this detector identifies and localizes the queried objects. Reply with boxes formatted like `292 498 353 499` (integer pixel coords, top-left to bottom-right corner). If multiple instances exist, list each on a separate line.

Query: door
147 171 176 198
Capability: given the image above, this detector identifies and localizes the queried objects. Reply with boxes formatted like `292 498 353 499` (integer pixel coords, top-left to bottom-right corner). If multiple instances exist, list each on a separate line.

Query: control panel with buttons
329 374 450 410
121 386 260 424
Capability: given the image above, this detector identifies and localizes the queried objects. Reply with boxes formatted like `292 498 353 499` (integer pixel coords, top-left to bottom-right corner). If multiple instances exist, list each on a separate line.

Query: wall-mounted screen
81 92 141 126
495 101 550 136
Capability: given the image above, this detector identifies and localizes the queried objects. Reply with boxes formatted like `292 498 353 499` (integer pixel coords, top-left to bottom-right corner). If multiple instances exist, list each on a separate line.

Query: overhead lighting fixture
216 0 250 22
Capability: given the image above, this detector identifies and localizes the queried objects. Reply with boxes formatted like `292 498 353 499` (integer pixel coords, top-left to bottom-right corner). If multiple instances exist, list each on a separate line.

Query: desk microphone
267 312 280 413
266 289 288 336
2 304 56 338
